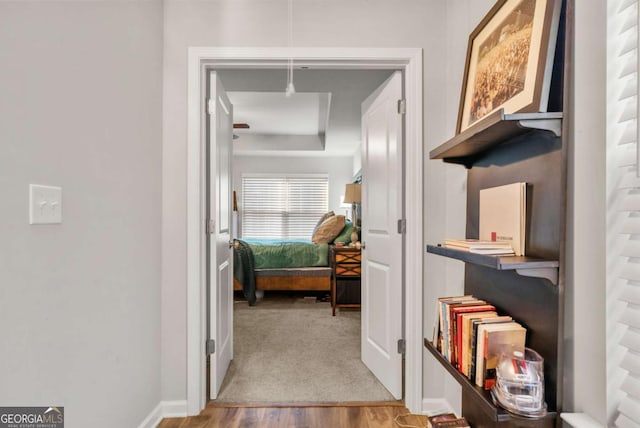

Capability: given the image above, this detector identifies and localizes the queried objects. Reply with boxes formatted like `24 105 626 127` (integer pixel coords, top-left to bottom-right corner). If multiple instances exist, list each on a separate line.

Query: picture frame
456 0 561 134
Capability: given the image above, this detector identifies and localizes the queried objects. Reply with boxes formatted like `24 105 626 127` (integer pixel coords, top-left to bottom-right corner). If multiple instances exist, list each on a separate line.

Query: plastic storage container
491 347 547 418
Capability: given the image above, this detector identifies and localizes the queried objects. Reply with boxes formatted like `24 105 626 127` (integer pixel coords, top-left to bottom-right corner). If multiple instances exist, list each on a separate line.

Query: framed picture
456 0 561 134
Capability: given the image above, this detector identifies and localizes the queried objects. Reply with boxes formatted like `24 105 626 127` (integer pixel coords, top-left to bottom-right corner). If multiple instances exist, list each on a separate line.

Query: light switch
29 184 62 225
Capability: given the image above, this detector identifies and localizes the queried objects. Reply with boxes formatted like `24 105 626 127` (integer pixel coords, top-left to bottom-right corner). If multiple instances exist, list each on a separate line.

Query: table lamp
343 183 361 247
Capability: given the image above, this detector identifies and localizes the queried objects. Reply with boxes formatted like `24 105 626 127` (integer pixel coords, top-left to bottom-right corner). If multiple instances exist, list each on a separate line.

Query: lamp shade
343 183 361 204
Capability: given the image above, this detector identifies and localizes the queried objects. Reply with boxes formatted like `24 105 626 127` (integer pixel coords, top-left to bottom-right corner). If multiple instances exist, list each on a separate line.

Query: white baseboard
137 400 188 428
560 413 604 428
421 398 455 416
137 403 163 428
161 400 188 419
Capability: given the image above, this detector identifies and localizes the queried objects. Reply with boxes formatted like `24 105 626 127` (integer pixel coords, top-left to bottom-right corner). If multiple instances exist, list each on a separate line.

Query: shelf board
424 338 510 421
429 109 563 167
424 338 557 424
426 245 559 285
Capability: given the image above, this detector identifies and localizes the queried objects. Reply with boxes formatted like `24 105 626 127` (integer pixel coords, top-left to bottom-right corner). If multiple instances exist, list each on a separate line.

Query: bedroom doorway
187 47 424 415
211 68 403 403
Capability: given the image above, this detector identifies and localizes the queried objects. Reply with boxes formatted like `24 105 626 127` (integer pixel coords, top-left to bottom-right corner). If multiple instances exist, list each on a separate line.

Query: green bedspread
244 239 329 268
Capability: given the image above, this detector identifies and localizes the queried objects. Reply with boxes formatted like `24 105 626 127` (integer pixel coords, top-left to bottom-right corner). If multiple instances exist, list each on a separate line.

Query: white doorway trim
186 47 423 415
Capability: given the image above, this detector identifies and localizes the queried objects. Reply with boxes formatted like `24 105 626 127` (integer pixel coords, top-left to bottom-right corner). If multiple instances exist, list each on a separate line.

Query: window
241 174 329 239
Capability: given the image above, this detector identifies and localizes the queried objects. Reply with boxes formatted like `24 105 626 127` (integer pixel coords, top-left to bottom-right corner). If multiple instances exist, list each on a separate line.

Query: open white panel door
361 71 403 399
208 71 234 399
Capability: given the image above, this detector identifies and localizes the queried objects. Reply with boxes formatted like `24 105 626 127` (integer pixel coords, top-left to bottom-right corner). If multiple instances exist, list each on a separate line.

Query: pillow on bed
313 211 335 234
312 215 345 244
333 220 354 244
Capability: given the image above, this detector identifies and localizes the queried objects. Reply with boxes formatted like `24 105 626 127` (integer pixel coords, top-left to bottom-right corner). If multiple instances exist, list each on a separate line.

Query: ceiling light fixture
285 0 296 97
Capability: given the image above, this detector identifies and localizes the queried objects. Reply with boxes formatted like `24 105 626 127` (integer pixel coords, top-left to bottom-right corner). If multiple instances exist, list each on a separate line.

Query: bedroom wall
233 155 355 234
161 0 456 407
352 147 362 178
0 2 163 427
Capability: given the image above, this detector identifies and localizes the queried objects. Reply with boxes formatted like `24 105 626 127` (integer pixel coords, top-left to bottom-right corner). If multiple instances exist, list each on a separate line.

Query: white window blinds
609 0 640 426
241 175 329 239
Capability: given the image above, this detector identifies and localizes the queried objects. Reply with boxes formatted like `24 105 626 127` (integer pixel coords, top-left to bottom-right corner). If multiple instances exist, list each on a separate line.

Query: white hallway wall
0 0 605 423
566 0 606 423
161 0 458 404
424 0 496 411
162 1 607 418
0 2 163 428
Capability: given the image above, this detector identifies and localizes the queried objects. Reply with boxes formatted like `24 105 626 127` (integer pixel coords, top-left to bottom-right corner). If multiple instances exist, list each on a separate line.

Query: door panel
208 71 234 399
366 260 391 354
365 110 392 232
217 95 231 234
361 71 403 399
217 260 231 364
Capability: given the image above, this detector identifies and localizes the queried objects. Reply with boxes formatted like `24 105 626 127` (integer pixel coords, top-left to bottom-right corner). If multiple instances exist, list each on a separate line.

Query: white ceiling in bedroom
228 91 330 136
228 91 331 153
216 69 394 157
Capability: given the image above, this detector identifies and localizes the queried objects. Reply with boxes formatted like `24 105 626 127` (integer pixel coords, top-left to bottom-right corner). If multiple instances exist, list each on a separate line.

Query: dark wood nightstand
330 246 361 316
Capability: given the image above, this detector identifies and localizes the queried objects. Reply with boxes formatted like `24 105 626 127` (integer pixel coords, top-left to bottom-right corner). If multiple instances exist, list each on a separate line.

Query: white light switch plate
29 184 62 224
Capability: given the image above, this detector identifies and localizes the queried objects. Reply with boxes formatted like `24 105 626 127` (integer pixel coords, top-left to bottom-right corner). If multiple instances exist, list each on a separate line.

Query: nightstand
330 246 361 316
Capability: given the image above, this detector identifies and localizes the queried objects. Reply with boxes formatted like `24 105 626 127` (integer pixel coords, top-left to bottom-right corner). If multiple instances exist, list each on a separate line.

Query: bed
233 213 358 304
233 239 333 304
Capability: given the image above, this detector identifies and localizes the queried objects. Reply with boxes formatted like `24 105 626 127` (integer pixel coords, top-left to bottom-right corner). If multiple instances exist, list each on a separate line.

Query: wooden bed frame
233 267 332 291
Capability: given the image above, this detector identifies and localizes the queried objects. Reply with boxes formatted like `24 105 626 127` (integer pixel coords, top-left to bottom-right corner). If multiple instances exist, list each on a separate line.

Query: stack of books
427 413 470 427
444 239 514 255
433 295 526 390
479 182 527 256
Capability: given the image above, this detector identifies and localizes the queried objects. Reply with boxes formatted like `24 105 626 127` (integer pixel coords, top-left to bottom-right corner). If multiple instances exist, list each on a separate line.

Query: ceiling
216 69 394 157
228 91 331 152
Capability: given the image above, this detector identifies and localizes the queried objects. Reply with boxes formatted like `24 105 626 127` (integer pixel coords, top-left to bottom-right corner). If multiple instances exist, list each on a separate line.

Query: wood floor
158 403 428 428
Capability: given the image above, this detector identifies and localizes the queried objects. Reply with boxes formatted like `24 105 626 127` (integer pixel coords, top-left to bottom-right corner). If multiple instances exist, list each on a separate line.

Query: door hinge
397 339 406 355
397 99 406 115
206 339 215 355
397 219 406 234
206 219 215 235
207 98 215 116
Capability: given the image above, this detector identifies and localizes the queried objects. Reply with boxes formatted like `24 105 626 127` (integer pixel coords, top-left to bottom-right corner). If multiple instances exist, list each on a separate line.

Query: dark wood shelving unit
426 134 565 427
426 245 559 285
424 338 508 420
424 339 557 427
429 110 563 168
424 1 571 424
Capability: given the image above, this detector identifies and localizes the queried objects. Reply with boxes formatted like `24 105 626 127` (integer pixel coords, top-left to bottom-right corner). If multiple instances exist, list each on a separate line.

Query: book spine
469 321 481 383
439 300 447 358
475 326 484 387
461 318 469 376
476 333 489 389
432 419 470 428
452 313 459 367
433 301 441 348
447 305 456 364
469 321 479 383
442 302 449 361
456 314 463 372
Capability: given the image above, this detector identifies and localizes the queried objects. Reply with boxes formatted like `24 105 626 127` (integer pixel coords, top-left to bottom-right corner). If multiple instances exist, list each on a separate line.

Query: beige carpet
215 294 396 403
